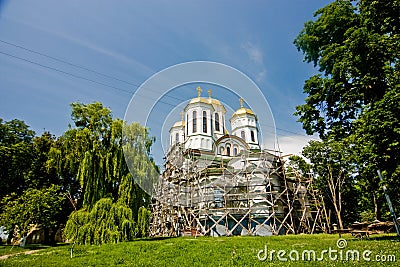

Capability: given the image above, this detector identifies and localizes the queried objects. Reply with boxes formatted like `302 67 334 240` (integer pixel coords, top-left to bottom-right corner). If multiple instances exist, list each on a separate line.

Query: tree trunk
334 204 344 230
373 192 379 221
327 166 344 230
6 226 14 245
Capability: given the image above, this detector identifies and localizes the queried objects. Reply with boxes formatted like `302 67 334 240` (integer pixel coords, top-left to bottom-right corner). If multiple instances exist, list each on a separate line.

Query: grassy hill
1 234 399 266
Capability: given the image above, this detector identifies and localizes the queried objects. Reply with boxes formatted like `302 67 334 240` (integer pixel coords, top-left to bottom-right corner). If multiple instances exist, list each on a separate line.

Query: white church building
150 86 315 237
169 86 260 155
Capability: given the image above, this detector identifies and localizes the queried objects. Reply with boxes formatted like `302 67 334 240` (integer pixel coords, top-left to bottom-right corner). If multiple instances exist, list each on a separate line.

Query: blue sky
0 0 330 163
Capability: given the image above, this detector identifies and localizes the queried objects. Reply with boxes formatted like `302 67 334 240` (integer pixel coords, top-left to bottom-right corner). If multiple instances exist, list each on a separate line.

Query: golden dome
230 98 256 120
171 120 184 128
188 87 225 111
189 97 223 106
232 107 255 117
210 98 223 106
189 97 211 105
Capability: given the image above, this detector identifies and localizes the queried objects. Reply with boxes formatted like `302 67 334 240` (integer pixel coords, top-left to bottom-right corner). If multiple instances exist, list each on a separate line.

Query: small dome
232 107 255 118
171 120 184 128
231 98 256 119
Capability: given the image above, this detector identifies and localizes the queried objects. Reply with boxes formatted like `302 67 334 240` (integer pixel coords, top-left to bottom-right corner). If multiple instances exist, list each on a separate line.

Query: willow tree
137 206 151 238
49 102 128 208
120 122 158 217
55 102 158 244
64 198 136 245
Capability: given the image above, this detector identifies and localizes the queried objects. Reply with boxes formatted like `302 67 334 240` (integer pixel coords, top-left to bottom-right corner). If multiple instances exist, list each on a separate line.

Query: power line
275 127 319 140
0 45 317 140
0 39 185 103
0 50 134 94
0 50 187 109
0 39 141 87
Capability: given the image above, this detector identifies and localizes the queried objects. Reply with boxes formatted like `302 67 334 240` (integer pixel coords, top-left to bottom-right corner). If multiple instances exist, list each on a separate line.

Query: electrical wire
0 39 140 87
0 43 318 141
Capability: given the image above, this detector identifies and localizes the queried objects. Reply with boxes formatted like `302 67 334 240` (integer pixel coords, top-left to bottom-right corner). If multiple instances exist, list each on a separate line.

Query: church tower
182 87 215 151
230 98 260 150
169 112 185 147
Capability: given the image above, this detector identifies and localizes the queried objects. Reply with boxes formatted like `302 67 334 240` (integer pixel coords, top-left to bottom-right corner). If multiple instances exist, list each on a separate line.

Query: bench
351 230 370 238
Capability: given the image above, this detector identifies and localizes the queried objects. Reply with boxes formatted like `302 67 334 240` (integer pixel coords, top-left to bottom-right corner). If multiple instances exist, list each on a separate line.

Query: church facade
169 86 260 156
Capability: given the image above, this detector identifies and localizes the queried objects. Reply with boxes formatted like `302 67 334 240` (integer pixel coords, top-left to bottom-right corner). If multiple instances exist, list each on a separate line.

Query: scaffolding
150 144 329 237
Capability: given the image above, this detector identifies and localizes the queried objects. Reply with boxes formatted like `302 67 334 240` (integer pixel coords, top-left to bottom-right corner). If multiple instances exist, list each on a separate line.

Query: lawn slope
1 234 399 266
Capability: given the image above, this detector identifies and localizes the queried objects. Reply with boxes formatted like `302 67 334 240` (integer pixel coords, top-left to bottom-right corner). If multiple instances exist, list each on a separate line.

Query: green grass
0 244 52 256
0 245 28 257
1 234 399 266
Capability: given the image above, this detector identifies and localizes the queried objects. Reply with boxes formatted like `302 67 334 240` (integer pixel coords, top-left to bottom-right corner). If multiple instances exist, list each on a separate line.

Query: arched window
251 130 255 142
175 133 179 144
215 113 220 131
203 111 207 133
241 131 245 140
193 111 197 132
226 145 231 156
233 147 238 156
186 114 189 135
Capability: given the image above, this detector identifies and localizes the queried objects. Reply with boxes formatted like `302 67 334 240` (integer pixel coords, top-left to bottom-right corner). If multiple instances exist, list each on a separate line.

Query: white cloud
255 69 266 83
275 135 320 157
241 41 268 84
242 41 263 64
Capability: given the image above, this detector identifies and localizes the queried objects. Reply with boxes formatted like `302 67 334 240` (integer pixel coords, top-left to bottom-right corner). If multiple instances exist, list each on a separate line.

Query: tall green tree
120 122 157 217
26 132 58 189
0 119 35 199
0 102 157 245
351 87 400 219
49 102 122 208
294 0 400 139
295 0 400 222
286 155 311 177
57 102 157 244
302 139 358 228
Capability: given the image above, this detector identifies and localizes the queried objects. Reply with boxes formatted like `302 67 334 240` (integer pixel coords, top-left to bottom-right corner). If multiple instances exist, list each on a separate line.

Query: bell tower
230 98 260 150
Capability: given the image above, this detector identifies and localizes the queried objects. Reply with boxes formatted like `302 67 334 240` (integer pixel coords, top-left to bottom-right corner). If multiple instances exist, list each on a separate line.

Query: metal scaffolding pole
150 146 328 237
377 169 400 239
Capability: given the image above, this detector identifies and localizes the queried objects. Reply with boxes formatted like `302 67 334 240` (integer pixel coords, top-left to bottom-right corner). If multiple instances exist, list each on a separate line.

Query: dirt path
0 249 43 260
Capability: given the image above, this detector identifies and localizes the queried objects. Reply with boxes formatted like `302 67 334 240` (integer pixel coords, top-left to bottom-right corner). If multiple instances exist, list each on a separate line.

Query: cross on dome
239 98 244 108
196 86 202 97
